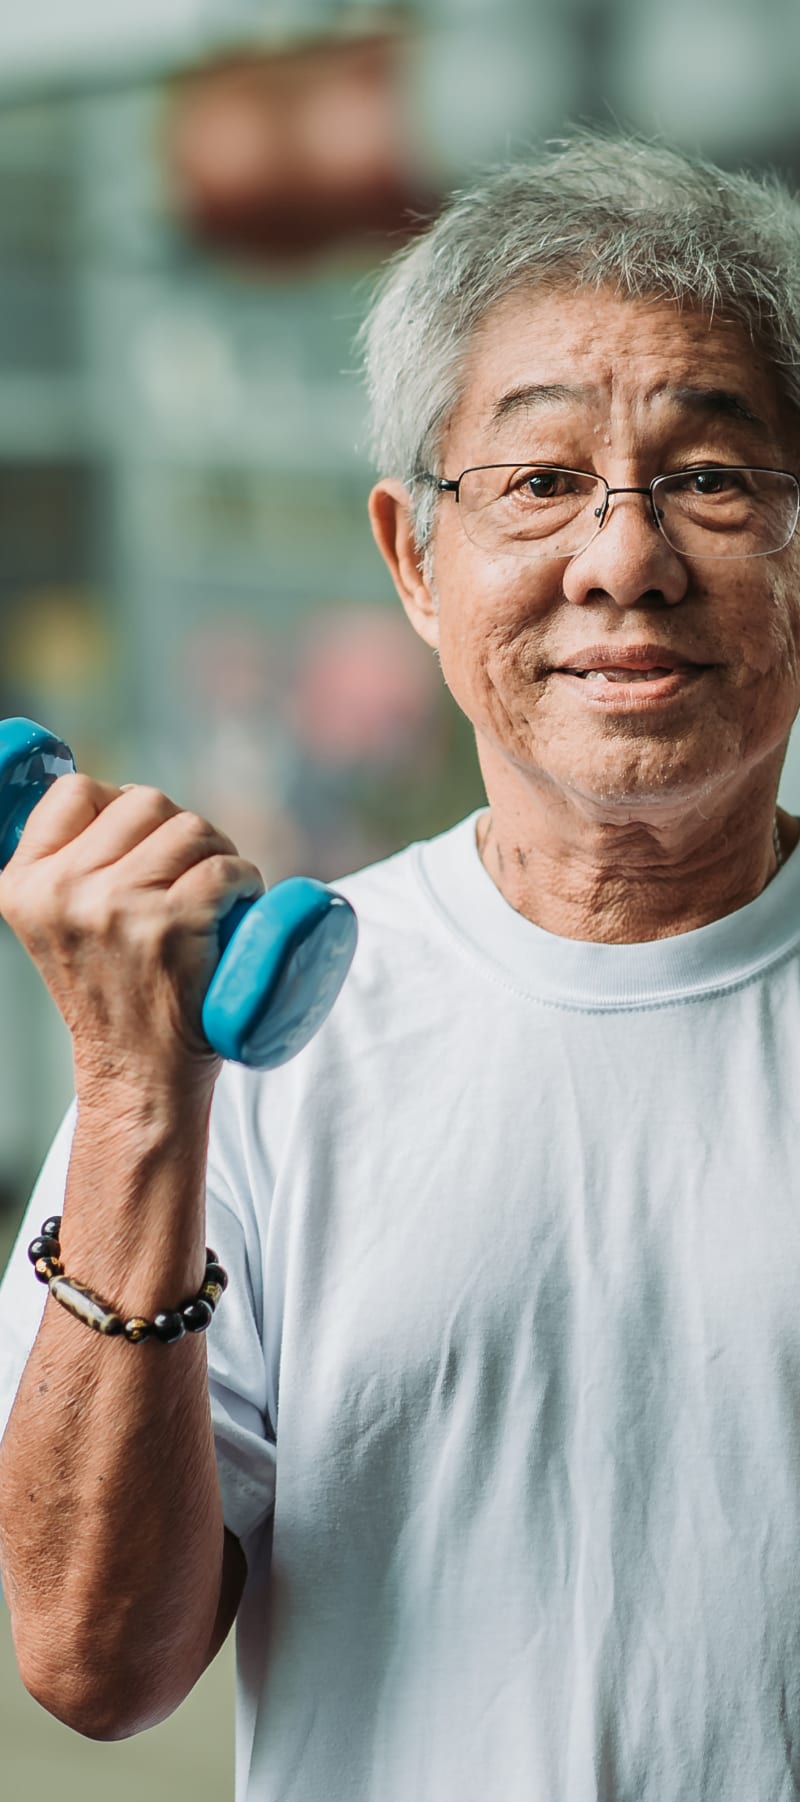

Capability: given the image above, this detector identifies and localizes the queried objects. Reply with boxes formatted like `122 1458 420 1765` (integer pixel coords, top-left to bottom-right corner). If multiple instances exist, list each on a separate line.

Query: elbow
20 1666 151 1741
18 1669 129 1741
2 1546 236 1738
23 1682 138 1742
14 1637 185 1741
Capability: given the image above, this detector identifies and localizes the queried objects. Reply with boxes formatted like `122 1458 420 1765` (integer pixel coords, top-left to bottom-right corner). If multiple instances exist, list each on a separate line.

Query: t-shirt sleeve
0 1100 77 1444
204 1081 278 1541
0 1082 277 1544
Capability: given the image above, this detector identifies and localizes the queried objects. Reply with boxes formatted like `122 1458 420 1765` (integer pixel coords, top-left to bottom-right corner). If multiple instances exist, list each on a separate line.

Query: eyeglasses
422 464 800 560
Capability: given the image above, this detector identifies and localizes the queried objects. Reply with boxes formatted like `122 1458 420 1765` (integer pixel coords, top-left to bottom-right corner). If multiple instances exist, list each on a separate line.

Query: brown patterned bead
49 1274 123 1335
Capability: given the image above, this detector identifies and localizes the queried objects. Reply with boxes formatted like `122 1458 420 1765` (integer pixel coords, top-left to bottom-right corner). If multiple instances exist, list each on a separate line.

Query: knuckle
182 810 215 841
178 810 236 856
39 770 94 816
61 771 95 800
135 785 175 818
177 850 256 900
239 860 265 895
199 850 237 885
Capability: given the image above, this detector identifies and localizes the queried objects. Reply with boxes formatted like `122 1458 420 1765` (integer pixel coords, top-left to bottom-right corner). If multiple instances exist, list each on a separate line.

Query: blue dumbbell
0 718 357 1070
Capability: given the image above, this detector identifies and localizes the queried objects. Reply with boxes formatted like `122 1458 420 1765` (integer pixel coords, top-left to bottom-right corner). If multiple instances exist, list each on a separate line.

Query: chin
538 752 717 814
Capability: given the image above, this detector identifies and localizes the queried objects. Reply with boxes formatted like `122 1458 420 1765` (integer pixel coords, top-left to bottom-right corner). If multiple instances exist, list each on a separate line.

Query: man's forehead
458 288 782 441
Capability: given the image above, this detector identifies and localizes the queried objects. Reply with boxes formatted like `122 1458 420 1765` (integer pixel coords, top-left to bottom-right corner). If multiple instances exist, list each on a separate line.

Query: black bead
28 1235 60 1265
203 1262 228 1293
40 1217 62 1242
152 1310 186 1344
182 1299 214 1333
205 1247 219 1267
123 1318 153 1343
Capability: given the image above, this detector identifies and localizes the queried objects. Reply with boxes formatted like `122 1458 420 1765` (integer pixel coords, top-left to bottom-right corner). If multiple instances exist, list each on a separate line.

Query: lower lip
554 668 709 707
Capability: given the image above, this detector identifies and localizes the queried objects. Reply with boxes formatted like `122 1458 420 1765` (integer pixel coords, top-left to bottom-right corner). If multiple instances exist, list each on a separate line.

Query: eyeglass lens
455 466 800 560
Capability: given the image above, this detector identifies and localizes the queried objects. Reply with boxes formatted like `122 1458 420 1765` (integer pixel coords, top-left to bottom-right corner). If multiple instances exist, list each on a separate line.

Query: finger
18 782 180 878
167 853 266 925
61 784 185 873
111 806 240 888
12 773 123 866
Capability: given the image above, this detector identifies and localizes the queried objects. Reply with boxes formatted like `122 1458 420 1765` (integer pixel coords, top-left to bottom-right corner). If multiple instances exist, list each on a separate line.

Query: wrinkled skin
370 287 800 942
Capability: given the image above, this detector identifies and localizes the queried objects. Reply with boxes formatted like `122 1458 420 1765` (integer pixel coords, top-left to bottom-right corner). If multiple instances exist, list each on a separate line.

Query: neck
476 790 796 945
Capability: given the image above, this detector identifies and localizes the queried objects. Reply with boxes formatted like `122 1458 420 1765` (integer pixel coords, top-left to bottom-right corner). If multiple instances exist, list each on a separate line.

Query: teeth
581 667 674 683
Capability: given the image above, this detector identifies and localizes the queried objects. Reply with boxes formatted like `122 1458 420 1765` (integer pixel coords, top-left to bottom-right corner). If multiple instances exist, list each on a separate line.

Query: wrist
60 1089 214 1314
72 1064 216 1144
29 1219 227 1345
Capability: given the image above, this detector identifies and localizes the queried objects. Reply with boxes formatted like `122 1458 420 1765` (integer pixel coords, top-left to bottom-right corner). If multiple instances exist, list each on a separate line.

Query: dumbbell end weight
0 718 357 1070
0 718 77 868
202 879 357 1068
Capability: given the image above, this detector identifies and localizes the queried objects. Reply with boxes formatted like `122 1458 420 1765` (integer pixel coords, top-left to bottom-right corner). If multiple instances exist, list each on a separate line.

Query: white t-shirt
4 808 800 1801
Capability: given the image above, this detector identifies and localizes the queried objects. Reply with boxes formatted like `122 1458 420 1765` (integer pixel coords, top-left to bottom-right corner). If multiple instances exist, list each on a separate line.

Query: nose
561 486 689 611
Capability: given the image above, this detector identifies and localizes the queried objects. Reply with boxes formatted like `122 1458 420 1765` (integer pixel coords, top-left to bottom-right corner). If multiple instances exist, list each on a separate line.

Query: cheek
767 563 800 667
435 556 556 684
722 564 800 684
437 604 542 715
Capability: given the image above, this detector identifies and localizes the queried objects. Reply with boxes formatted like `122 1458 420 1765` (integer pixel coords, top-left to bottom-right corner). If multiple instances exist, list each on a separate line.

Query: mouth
554 644 711 682
565 667 679 683
550 646 714 707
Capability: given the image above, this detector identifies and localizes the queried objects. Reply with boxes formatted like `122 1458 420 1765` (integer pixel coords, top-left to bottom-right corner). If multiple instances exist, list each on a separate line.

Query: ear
368 479 439 650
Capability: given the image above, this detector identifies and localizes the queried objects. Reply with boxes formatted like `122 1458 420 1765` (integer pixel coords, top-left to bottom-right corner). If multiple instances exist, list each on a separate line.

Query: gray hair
358 131 800 553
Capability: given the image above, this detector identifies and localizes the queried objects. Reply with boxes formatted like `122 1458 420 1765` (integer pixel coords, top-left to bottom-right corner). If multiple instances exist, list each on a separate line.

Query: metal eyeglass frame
423 463 800 557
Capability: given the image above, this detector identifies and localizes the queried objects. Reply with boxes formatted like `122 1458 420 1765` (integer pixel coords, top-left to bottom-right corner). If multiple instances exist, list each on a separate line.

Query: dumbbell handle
0 719 357 1071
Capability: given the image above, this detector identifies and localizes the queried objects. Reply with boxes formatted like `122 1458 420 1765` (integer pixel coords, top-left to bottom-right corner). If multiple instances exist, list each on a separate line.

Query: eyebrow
665 385 771 433
488 380 773 436
489 383 589 426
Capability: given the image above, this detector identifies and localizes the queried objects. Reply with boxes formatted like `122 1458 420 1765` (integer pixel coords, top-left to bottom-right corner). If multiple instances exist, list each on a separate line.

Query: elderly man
2 132 800 1800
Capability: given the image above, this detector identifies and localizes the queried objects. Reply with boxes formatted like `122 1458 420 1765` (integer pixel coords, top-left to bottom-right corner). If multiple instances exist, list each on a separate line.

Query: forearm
0 1091 230 1738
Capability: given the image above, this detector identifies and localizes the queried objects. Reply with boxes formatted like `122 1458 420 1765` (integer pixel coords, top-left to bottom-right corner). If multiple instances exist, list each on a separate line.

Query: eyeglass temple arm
419 473 461 499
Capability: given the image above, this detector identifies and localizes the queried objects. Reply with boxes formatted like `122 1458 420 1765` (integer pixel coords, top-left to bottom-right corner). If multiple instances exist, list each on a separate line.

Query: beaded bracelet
27 1216 228 1345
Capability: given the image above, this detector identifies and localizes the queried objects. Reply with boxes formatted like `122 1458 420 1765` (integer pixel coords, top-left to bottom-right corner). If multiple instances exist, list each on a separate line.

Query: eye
679 467 749 496
507 467 575 500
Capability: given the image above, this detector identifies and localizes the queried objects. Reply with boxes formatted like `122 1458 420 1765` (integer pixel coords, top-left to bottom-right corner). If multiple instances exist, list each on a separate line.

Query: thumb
11 772 122 867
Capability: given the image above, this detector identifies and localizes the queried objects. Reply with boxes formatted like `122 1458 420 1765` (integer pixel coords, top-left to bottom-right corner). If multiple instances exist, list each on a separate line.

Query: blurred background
3 0 800 1792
